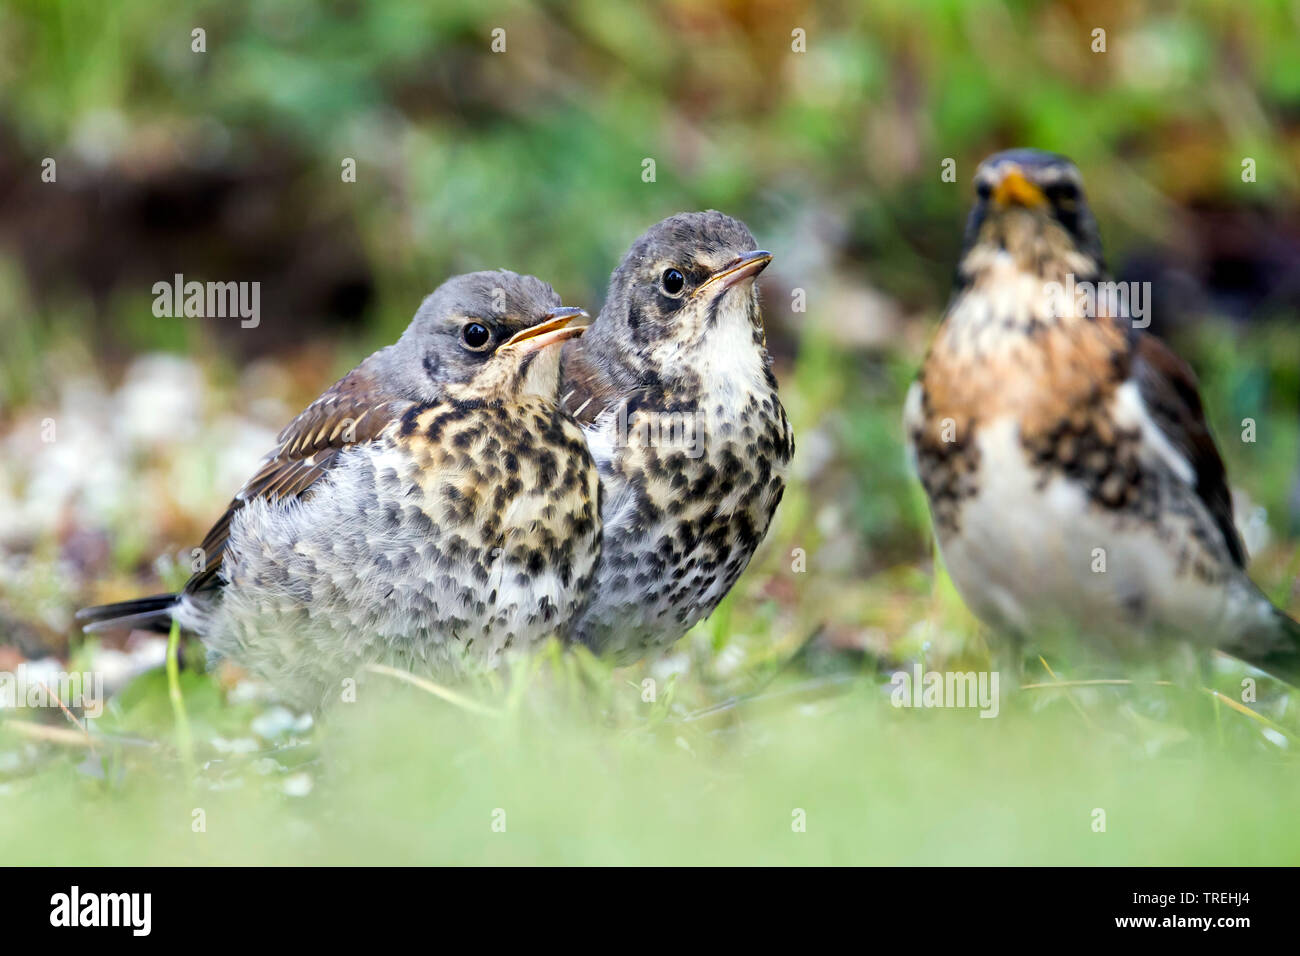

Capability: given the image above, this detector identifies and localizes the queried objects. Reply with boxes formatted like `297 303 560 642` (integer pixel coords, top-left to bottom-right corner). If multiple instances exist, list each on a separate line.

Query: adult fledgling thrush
560 211 794 659
905 148 1300 681
79 271 600 707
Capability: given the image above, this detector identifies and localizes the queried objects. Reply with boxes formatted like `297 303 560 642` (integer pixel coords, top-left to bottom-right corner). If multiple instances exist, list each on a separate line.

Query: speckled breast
579 386 793 658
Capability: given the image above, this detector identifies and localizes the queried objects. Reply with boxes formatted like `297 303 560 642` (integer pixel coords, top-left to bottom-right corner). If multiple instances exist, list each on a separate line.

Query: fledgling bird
560 211 794 659
905 149 1300 682
79 272 600 707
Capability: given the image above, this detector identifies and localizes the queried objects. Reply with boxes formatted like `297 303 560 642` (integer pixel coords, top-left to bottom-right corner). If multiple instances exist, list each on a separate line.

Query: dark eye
1047 181 1080 203
976 180 992 201
661 268 685 296
461 322 492 351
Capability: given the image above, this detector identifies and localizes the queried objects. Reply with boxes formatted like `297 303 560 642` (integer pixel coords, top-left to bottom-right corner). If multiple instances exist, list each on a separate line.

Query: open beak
499 307 588 354
698 250 774 296
991 167 1047 209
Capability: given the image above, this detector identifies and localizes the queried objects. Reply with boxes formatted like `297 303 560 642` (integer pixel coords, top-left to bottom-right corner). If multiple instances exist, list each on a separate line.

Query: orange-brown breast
918 310 1130 447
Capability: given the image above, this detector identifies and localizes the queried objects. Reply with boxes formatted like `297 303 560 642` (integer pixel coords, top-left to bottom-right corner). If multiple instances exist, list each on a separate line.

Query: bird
905 148 1300 683
559 211 795 660
78 271 601 707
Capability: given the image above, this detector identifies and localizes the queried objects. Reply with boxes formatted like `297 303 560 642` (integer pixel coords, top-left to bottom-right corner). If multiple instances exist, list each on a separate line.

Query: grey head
960 149 1105 283
582 211 773 389
377 270 587 402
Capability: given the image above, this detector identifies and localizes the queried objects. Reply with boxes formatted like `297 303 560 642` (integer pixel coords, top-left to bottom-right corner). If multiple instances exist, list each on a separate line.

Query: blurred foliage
4 0 1300 336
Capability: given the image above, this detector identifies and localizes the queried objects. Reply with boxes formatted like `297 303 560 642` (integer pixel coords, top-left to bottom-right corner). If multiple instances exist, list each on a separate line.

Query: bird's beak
991 167 1047 209
500 307 589 354
698 250 774 296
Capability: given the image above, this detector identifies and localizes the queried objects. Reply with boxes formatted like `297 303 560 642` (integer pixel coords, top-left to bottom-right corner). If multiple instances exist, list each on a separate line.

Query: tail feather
75 593 178 634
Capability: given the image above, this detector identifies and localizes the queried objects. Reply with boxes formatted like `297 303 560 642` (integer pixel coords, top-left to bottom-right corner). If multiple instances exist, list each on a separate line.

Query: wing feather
185 364 414 594
1130 332 1246 568
559 340 624 427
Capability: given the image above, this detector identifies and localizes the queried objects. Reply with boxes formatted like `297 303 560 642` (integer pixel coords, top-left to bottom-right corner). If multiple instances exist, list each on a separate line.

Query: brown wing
559 339 625 427
185 364 414 594
1131 332 1246 568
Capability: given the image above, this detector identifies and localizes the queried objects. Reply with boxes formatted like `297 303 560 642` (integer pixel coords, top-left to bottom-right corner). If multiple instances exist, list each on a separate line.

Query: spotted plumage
561 212 794 659
79 272 600 707
905 149 1300 680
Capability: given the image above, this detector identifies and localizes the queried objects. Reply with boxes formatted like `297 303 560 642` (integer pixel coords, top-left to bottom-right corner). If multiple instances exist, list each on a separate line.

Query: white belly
938 417 1233 657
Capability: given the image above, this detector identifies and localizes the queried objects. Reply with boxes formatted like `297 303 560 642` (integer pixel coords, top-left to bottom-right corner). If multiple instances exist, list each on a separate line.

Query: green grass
3 641 1299 865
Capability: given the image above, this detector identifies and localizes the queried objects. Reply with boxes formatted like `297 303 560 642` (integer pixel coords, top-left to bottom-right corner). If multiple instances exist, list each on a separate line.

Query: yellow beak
991 168 1047 209
499 307 589 354
697 250 774 296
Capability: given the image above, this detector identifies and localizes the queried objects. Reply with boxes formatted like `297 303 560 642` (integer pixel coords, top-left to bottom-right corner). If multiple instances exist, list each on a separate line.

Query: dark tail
75 593 178 634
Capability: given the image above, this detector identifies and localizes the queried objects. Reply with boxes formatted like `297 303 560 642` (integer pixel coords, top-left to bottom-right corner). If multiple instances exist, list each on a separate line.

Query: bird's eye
1047 181 1080 203
661 268 686 296
976 181 993 201
461 322 492 351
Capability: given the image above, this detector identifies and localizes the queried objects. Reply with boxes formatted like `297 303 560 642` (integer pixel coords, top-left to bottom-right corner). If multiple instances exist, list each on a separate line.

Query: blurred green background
0 0 1298 864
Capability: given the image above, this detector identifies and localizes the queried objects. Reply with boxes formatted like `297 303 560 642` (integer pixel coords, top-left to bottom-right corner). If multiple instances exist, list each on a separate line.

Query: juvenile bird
79 272 600 707
560 212 794 659
905 149 1300 682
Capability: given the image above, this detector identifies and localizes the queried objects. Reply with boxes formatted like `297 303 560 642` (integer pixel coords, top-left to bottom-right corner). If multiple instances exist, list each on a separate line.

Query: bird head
960 149 1104 283
585 211 773 391
389 270 586 402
